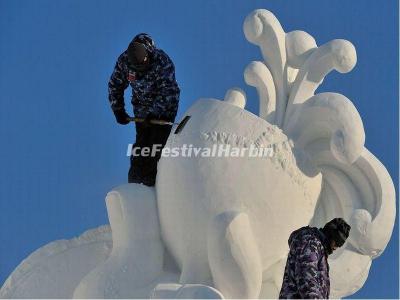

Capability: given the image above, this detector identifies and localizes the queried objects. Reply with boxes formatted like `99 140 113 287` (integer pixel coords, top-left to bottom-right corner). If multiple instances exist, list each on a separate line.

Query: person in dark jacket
279 218 351 299
108 33 180 186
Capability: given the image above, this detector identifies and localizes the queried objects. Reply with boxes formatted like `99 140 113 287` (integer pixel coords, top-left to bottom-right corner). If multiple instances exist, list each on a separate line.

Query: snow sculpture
1 9 395 299
0 226 112 298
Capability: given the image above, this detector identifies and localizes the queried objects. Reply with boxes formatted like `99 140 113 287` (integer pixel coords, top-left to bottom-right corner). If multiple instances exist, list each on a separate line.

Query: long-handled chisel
128 115 191 134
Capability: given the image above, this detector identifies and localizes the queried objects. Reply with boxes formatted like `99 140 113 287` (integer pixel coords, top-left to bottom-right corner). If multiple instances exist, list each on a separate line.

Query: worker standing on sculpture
108 33 180 186
279 218 351 299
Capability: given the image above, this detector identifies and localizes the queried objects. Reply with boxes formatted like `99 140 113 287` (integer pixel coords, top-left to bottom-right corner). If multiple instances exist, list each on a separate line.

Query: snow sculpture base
72 183 225 299
73 184 176 298
0 226 112 299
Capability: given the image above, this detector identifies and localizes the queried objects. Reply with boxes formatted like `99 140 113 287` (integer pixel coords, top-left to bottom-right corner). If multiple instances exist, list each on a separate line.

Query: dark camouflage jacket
279 226 330 299
108 48 180 121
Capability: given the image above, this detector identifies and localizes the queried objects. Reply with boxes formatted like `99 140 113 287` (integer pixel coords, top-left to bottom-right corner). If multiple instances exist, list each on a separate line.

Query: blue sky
0 0 398 298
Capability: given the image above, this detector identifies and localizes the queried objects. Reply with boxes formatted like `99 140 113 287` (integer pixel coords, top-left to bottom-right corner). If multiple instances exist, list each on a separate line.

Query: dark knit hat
321 218 351 247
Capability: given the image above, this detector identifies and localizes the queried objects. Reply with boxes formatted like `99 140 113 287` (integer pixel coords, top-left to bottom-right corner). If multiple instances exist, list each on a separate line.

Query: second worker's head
321 218 351 254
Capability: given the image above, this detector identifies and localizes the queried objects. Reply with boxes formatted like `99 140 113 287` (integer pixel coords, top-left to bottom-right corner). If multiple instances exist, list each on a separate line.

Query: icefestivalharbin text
0 9 395 300
126 143 276 158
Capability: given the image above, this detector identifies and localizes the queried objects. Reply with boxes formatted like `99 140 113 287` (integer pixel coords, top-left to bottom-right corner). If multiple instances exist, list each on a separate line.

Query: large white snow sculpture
0 9 396 299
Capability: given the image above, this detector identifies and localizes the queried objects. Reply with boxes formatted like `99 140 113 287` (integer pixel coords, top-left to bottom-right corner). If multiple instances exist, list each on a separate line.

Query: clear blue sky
0 0 398 298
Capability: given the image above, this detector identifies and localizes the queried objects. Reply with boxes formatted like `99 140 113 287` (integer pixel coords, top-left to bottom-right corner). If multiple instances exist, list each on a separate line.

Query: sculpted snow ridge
0 226 112 298
201 125 286 148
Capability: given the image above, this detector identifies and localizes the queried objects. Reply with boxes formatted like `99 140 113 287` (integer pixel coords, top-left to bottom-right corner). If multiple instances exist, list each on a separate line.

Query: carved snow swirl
309 145 396 258
243 9 287 127
284 39 357 127
244 61 276 123
285 92 365 165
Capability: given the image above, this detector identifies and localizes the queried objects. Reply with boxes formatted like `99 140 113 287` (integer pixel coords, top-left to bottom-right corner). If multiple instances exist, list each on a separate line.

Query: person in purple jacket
108 33 180 186
279 218 351 299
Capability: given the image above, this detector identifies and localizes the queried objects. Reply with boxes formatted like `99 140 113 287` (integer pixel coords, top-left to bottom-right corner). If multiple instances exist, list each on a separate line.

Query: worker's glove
113 109 131 125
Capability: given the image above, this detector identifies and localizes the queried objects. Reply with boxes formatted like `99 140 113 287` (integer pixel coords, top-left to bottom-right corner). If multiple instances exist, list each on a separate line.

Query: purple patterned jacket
279 226 331 299
108 47 180 121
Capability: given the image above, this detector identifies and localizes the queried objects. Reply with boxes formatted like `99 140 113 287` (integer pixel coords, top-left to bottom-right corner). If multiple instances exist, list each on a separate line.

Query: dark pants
128 123 172 186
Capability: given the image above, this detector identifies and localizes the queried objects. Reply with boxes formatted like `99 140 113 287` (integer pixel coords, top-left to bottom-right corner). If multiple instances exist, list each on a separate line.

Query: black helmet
321 218 351 247
131 33 155 52
127 33 155 72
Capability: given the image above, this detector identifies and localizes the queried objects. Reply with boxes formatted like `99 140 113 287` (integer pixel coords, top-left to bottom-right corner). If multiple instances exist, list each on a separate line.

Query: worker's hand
113 109 131 125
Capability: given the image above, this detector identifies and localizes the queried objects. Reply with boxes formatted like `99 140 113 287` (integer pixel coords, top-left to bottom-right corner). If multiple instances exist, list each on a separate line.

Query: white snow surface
0 226 112 298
